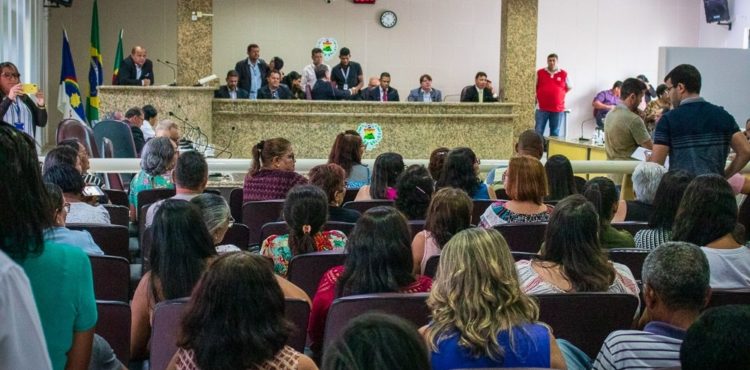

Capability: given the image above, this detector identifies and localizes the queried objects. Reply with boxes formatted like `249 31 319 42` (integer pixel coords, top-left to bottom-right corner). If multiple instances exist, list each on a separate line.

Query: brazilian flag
112 29 123 84
86 0 103 123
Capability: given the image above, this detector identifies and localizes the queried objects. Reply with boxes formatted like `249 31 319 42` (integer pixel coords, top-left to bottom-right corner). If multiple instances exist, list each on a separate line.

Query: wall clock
380 10 397 28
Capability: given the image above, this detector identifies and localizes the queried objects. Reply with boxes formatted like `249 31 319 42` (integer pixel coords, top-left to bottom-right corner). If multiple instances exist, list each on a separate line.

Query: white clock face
380 11 397 28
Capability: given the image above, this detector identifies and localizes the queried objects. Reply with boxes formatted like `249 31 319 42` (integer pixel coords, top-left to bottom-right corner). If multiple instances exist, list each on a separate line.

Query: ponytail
583 177 619 227
249 140 265 177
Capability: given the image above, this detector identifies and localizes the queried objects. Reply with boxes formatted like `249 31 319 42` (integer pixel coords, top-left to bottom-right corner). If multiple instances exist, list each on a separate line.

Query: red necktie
383 89 388 102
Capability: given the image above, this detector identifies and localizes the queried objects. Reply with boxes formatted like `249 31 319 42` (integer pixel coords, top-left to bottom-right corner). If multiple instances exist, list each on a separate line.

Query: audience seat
150 297 311 370
228 188 244 223
103 189 129 207
241 200 285 247
608 248 650 282
512 251 540 261
343 188 359 203
493 222 547 253
57 118 100 158
408 220 426 239
90 255 130 302
472 199 495 225
103 204 129 227
136 189 177 213
96 300 131 366
738 199 750 241
219 223 250 250
706 288 750 309
423 255 440 278
287 250 348 299
92 120 137 158
259 221 357 246
495 188 509 200
611 221 649 235
342 200 394 214
67 223 129 261
101 137 126 190
534 293 639 358
322 293 431 352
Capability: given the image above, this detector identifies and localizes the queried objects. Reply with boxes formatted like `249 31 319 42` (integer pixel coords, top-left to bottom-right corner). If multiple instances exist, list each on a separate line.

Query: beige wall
212 0 502 101
46 0 177 143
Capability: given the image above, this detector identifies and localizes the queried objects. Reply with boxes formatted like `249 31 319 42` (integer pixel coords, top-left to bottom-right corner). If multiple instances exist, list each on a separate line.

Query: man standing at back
330 47 363 100
535 53 571 137
301 48 328 93
117 46 154 86
649 64 750 177
234 43 269 100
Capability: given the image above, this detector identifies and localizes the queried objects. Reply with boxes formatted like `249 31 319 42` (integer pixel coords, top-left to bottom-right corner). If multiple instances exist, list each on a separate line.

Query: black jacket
117 56 154 86
234 58 270 94
257 85 292 100
214 85 250 99
460 85 497 103
0 94 48 134
311 80 351 101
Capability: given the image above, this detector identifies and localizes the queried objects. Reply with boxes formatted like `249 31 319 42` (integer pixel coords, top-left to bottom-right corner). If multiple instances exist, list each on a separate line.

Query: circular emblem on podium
356 123 383 151
316 38 339 61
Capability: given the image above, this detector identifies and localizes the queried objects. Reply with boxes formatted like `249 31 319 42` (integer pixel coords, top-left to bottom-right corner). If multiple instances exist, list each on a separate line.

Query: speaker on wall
704 0 730 23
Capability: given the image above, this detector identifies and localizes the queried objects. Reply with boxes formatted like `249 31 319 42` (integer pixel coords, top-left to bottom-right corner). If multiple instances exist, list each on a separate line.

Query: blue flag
57 29 87 123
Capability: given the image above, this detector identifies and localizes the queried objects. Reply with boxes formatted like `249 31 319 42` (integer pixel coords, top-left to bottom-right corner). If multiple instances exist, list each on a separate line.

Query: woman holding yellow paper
0 62 47 140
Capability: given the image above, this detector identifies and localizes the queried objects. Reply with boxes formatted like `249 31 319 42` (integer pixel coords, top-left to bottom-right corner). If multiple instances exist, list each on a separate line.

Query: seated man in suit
124 107 145 157
367 72 399 102
460 71 497 103
407 74 442 102
257 70 292 100
312 64 357 101
215 70 249 99
117 46 154 86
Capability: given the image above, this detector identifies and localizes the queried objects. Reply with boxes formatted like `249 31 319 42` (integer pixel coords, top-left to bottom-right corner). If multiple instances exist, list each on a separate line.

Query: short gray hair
140 137 176 176
632 162 667 203
642 241 710 311
190 193 230 235
156 119 177 132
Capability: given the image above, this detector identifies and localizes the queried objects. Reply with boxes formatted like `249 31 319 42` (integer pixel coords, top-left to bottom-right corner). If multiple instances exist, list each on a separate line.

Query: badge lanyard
12 99 24 131
341 67 350 90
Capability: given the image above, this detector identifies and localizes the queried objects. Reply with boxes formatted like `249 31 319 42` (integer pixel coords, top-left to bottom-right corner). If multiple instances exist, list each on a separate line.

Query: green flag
86 0 102 123
112 29 123 84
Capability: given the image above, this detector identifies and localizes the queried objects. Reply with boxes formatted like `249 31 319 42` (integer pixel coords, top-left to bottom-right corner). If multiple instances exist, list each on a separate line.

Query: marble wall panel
501 0 538 136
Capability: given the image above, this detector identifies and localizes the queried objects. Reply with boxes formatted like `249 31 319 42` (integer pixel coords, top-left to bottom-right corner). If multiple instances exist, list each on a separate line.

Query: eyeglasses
226 215 235 228
1 72 20 79
62 202 71 213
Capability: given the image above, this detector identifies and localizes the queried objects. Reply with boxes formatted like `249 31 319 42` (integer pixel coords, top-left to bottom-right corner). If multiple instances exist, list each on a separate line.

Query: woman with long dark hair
131 200 217 360
243 137 307 202
634 170 695 249
412 187 472 274
308 207 432 357
261 185 347 276
516 195 639 296
328 132 369 189
395 165 434 220
168 252 317 370
283 71 306 100
436 147 494 200
308 163 361 223
545 154 578 201
672 175 750 288
584 177 634 248
355 152 404 200
428 147 450 181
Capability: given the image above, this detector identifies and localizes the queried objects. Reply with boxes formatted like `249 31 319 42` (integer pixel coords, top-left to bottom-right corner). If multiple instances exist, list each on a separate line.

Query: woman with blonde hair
424 228 566 369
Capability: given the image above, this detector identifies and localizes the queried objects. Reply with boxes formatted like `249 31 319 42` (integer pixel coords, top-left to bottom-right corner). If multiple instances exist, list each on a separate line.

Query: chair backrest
228 187 244 223
90 255 130 302
608 248 650 282
495 188 509 200
57 119 100 158
343 188 359 203
101 138 125 190
423 254 440 278
141 225 154 274
285 298 311 353
67 223 129 261
219 223 250 250
408 220 426 240
260 221 289 243
472 199 495 225
103 189 128 207
96 300 131 366
287 250 348 299
103 204 129 227
323 293 431 351
150 298 190 370
241 200 286 246
136 189 177 211
611 221 649 235
706 288 750 309
342 200 395 214
534 293 639 358
493 222 548 253
93 120 137 158
512 251 540 261
324 221 356 236
150 297 310 370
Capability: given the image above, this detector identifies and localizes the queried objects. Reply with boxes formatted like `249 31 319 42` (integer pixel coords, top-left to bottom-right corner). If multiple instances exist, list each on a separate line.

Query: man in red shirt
535 53 571 137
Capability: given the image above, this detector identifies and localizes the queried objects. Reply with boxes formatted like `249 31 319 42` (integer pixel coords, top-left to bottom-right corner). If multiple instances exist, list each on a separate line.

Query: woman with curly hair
395 165 434 220
424 228 566 369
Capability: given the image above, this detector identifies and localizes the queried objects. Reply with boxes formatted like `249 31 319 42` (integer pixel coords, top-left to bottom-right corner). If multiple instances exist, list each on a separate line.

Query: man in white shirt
141 104 157 140
301 47 329 93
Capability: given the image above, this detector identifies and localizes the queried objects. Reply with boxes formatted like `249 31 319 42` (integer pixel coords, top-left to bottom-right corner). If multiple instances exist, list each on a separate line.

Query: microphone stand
579 118 596 142
156 59 177 86
167 110 208 154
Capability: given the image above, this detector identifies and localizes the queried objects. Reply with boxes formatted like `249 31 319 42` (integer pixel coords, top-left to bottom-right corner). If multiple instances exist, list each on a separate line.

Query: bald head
516 129 544 159
130 46 147 66
368 76 380 89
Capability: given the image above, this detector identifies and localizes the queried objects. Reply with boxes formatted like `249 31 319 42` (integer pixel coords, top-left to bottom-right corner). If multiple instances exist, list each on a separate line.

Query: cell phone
21 83 38 95
82 185 105 197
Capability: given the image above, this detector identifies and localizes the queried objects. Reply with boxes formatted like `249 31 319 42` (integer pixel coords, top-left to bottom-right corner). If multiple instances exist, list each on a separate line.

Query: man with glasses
649 64 750 178
407 74 442 102
0 62 47 140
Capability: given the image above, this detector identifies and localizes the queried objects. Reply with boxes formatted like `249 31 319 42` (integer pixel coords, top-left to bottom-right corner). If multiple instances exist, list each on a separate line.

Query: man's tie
383 90 388 102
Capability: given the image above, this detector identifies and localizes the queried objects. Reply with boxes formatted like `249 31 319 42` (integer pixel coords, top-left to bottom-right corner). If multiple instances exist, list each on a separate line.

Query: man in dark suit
257 71 292 100
311 65 356 101
124 107 145 157
117 46 154 86
330 47 363 100
233 43 270 99
214 70 249 99
461 71 498 103
367 72 400 102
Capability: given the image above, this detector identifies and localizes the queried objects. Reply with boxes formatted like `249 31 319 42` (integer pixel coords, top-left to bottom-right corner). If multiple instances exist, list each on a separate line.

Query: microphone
168 110 209 153
156 59 177 86
579 118 596 142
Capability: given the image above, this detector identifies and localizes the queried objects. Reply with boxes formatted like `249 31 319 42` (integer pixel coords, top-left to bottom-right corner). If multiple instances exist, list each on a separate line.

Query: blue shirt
654 97 738 176
248 60 262 99
43 227 104 256
472 183 492 200
431 322 551 370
